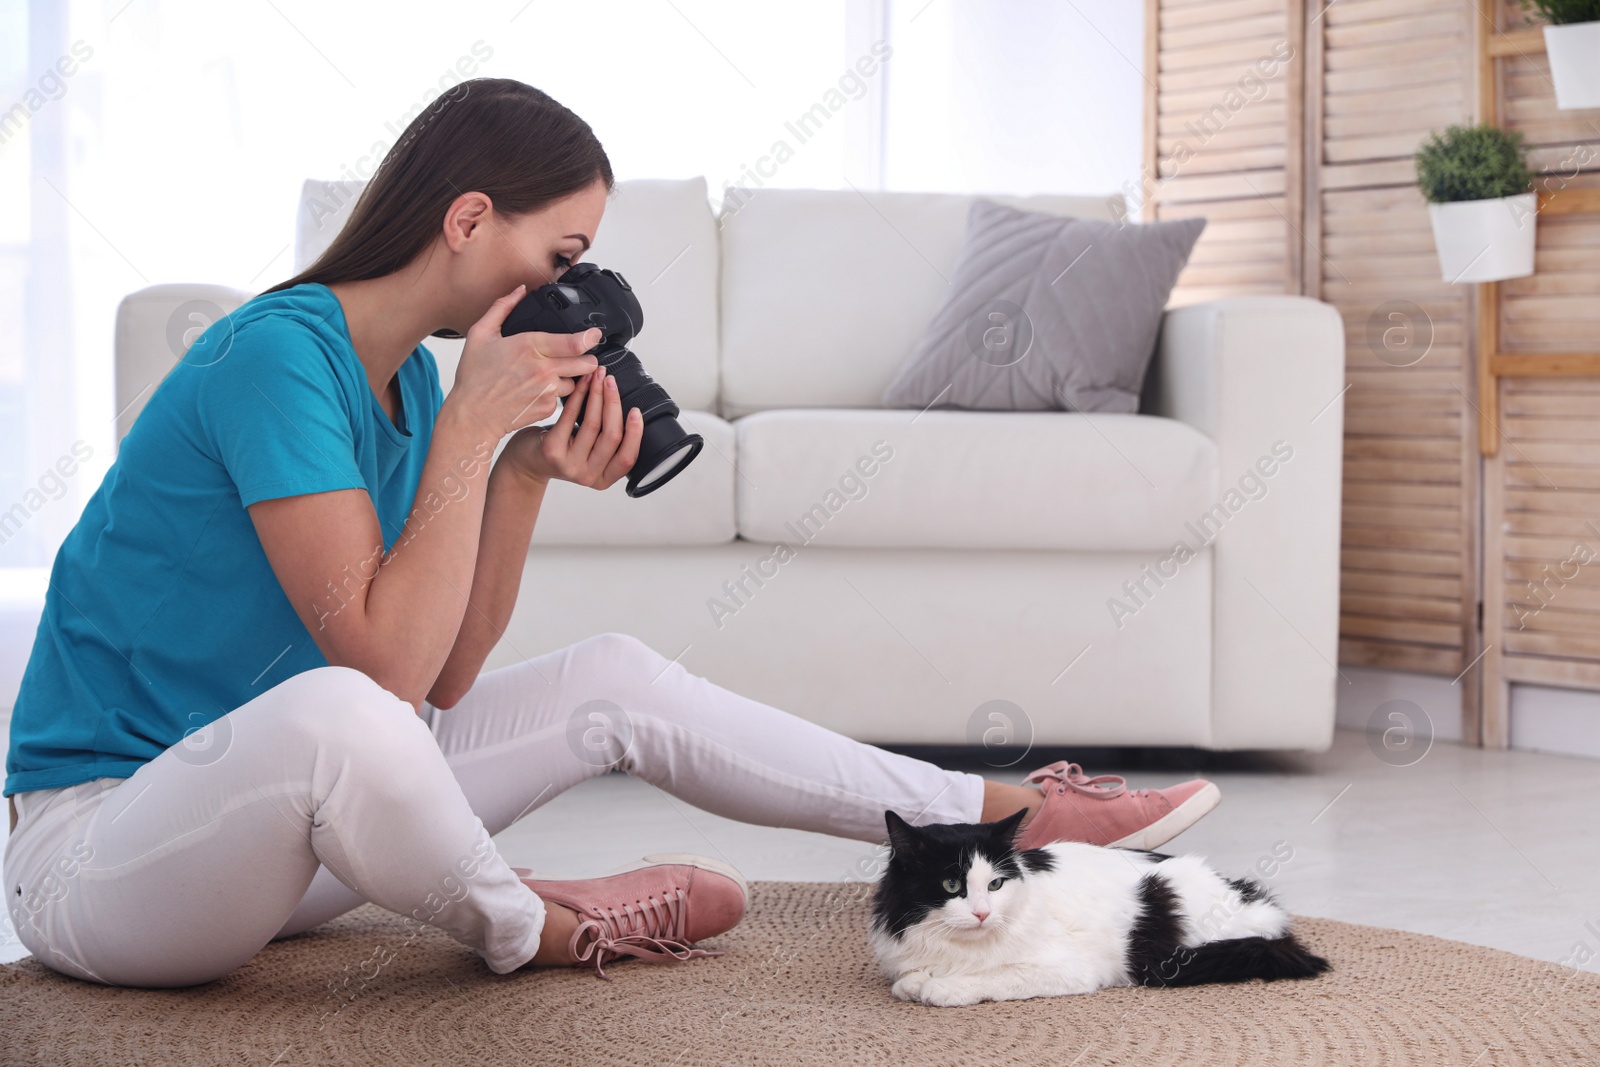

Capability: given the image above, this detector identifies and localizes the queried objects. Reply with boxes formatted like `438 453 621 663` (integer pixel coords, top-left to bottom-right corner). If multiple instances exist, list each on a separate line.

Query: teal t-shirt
4 282 443 796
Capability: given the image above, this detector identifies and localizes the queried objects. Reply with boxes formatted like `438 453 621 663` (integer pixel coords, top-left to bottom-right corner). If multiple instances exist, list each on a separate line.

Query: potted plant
1416 124 1537 284
1524 0 1600 109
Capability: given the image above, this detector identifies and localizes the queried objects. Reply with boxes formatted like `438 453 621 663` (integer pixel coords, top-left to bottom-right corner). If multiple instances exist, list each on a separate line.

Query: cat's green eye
987 877 1005 891
941 878 961 894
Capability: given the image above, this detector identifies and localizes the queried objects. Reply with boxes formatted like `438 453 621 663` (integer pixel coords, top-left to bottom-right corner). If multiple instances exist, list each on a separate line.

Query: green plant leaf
1415 124 1534 203
1519 0 1600 25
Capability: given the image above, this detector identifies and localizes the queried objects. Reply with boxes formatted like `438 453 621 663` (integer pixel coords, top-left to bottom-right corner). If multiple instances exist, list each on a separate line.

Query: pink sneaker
514 853 748 979
1013 761 1221 851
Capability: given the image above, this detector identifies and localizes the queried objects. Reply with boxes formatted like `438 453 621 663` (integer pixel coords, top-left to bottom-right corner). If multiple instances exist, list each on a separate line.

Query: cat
869 807 1329 1007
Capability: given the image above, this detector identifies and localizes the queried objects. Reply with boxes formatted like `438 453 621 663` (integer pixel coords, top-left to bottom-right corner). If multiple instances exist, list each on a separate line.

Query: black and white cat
869 808 1329 1006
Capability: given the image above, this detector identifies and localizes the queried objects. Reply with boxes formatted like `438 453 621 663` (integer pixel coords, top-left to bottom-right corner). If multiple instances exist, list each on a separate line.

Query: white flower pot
1427 193 1537 283
1544 22 1600 110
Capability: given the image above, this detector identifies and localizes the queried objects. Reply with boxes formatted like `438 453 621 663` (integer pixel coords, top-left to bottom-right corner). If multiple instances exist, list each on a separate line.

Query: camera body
502 261 643 354
501 263 703 498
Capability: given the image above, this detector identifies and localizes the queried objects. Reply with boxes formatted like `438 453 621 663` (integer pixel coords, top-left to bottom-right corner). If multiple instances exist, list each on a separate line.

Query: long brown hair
263 78 613 319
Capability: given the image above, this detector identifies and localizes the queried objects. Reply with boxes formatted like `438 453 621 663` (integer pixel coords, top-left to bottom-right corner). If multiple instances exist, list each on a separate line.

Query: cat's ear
991 806 1030 845
884 810 924 855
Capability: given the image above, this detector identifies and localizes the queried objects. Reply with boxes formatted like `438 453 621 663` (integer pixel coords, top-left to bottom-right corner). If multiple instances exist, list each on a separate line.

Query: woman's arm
248 399 510 714
249 351 638 714
246 288 602 713
424 456 548 709
425 367 644 708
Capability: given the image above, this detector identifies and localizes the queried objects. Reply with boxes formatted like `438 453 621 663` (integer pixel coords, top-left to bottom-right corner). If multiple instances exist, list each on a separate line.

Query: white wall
882 0 1143 199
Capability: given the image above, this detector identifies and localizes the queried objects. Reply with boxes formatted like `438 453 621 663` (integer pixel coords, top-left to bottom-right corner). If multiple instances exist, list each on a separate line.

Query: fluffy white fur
870 843 1292 1007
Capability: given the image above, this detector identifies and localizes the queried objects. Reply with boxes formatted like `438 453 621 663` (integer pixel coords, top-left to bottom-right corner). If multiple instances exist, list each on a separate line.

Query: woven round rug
2 881 1596 1066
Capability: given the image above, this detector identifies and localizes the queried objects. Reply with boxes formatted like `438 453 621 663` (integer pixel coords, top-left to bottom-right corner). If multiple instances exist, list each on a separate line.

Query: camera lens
567 348 704 497
634 445 697 491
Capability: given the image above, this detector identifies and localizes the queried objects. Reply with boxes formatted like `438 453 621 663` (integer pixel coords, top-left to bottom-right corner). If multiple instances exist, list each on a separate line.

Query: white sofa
112 177 1345 751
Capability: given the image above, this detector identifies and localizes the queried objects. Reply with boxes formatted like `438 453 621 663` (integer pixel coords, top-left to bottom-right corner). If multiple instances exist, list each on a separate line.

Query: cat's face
871 808 1034 942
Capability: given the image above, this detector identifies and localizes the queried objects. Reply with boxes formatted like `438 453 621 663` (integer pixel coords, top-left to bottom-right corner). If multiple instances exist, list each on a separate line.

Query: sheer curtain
0 0 1141 681
881 0 1143 197
2 0 870 564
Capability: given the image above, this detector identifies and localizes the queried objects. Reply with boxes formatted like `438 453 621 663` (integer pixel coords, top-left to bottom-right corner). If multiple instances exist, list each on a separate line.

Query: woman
3 78 1219 989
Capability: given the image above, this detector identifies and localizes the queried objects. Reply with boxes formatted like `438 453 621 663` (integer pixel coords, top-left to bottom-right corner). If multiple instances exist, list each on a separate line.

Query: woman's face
441 176 609 333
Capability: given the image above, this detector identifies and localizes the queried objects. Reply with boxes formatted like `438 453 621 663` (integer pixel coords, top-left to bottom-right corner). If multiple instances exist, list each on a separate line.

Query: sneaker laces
1022 761 1131 799
567 886 722 980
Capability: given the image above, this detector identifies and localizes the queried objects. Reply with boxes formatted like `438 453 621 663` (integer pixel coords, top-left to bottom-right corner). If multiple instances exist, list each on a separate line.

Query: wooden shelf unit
1474 2 1600 748
1475 13 1600 457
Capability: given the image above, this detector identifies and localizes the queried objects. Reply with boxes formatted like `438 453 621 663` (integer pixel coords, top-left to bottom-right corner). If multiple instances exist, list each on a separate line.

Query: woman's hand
501 366 644 489
448 283 603 439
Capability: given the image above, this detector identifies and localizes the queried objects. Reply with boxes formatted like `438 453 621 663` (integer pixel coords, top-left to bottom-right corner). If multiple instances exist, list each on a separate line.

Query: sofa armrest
115 283 257 444
1145 296 1346 749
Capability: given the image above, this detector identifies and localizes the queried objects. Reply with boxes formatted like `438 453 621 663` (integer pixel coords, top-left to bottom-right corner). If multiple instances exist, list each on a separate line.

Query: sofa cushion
881 200 1205 414
717 189 1125 418
734 409 1218 552
529 409 736 547
295 176 721 413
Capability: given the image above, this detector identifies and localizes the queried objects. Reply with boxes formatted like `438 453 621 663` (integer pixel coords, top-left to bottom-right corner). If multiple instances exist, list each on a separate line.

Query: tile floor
3 729 1597 973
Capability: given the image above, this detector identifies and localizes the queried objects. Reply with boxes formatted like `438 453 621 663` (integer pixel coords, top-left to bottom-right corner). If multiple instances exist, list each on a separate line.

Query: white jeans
3 632 983 987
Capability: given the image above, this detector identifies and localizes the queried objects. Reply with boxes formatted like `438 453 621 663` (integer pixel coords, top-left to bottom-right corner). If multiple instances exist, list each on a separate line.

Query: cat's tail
1138 933 1331 988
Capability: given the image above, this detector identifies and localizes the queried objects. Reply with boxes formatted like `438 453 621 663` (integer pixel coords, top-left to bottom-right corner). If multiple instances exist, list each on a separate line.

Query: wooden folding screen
1146 0 1485 734
1305 0 1482 703
1143 0 1304 305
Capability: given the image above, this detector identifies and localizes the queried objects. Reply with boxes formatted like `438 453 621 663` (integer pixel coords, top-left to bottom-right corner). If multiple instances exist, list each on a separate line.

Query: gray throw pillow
880 200 1205 413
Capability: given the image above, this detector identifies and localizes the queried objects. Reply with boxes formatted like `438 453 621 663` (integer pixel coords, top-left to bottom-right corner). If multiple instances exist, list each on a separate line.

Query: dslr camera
501 262 703 498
